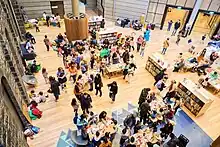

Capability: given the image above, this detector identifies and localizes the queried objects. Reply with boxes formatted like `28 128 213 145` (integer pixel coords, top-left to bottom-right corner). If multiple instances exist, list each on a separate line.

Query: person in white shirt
25 40 34 52
56 13 61 28
43 12 47 20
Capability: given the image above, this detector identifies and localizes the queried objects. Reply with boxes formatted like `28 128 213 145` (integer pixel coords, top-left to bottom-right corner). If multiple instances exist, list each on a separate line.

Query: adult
76 114 88 130
161 38 170 55
99 111 107 122
43 12 47 20
173 58 185 72
49 76 60 101
123 62 130 80
112 52 120 64
25 32 36 44
74 82 83 101
120 128 130 147
124 114 136 130
55 13 61 28
136 35 143 52
107 81 118 102
139 100 151 125
154 68 167 85
173 96 181 114
163 80 176 103
25 40 34 51
43 35 50 51
126 136 136 147
57 33 64 43
160 121 174 140
80 93 92 114
176 31 181 45
94 73 103 97
167 20 173 31
122 50 130 63
56 67 67 90
99 137 112 147
172 20 181 36
46 15 50 27
144 28 150 41
138 88 151 107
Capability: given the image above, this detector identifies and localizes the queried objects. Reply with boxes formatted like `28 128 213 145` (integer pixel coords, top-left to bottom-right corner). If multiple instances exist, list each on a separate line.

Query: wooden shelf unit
96 29 117 44
176 79 214 117
88 20 102 31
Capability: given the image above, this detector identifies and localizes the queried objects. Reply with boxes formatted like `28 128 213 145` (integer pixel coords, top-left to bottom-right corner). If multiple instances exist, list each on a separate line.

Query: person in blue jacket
144 28 150 42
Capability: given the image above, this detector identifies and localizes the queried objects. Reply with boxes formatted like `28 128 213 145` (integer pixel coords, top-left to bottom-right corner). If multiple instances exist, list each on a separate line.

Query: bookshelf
96 29 118 45
88 20 102 32
145 53 169 77
176 79 214 117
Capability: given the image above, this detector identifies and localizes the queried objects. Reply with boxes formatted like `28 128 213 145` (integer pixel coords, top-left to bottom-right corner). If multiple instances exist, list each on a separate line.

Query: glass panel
154 14 163 24
176 0 186 6
146 13 155 23
201 0 212 10
185 0 196 8
208 0 219 11
148 2 157 13
151 0 159 2
167 0 176 5
156 3 166 14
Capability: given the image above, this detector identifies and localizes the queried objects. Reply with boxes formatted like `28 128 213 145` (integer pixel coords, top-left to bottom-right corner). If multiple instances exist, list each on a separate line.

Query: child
35 21 40 32
130 37 135 51
42 68 49 84
140 41 146 58
29 90 36 99
71 98 79 114
201 34 206 44
33 91 46 103
202 77 209 87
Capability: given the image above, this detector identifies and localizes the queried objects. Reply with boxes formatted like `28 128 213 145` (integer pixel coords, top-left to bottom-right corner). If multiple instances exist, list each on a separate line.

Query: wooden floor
27 21 220 147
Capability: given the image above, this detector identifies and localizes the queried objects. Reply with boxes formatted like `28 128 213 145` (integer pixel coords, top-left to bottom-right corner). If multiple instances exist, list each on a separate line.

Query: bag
31 126 40 134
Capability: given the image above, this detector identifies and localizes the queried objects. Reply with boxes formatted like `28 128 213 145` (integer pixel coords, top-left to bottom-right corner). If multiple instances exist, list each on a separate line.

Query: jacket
50 80 60 95
108 83 118 94
140 102 151 115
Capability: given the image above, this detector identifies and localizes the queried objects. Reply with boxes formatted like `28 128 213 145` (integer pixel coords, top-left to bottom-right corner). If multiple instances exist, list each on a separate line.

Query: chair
178 134 189 147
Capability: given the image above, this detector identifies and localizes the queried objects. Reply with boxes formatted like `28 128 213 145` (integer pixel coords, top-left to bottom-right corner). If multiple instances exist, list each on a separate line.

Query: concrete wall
103 0 149 21
86 0 96 9
0 0 30 146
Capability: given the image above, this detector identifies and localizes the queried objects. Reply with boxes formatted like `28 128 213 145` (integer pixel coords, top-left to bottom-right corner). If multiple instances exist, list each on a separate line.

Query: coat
140 102 151 116
108 83 118 94
81 94 92 109
94 77 103 89
50 80 60 96
144 30 150 41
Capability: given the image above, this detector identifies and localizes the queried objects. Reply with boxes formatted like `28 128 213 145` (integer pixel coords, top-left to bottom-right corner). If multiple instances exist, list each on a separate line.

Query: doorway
193 12 220 38
50 1 65 18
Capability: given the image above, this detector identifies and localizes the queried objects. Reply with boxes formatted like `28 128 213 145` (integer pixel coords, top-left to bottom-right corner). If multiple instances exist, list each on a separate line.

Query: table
133 128 162 147
105 63 124 79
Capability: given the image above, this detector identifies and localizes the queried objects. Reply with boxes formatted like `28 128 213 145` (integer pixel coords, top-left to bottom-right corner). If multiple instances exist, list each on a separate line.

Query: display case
96 29 117 44
176 79 214 117
145 53 169 77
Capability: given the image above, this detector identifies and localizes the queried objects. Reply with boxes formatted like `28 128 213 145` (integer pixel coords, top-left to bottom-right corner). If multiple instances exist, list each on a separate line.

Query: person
88 111 98 125
144 28 150 41
160 121 173 140
201 77 209 87
167 20 173 31
25 32 36 44
176 31 181 45
57 67 67 90
76 114 88 130
101 18 105 28
99 111 107 123
126 136 136 147
92 131 102 147
201 34 206 44
107 81 118 102
163 80 176 103
99 137 112 147
29 101 42 119
197 63 210 76
122 50 130 63
136 35 143 52
90 51 95 69
154 69 167 85
32 91 46 103
133 120 142 134
49 76 60 101
155 78 166 92
35 21 40 32
68 63 77 84
71 98 79 114
94 73 103 97
29 90 36 99
88 74 94 91
165 105 174 120
43 35 50 51
140 41 146 58
124 114 136 130
120 128 130 147
161 38 169 55
80 93 92 114
123 62 130 80
209 71 218 80
74 82 83 101
139 99 151 124
55 13 61 28
163 133 179 147
172 20 181 36
43 12 47 20
57 33 64 43
138 88 151 107
173 96 181 114
130 37 135 51
25 40 34 52
112 52 120 64
46 15 50 27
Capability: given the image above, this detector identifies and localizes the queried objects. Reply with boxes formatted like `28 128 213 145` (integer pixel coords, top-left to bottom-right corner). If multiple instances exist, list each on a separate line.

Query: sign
177 6 182 9
52 6 58 9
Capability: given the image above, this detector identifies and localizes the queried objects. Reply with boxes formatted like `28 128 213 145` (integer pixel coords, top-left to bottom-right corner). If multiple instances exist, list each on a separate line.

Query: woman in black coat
107 81 118 102
94 73 103 97
154 68 167 85
80 93 92 114
49 76 60 102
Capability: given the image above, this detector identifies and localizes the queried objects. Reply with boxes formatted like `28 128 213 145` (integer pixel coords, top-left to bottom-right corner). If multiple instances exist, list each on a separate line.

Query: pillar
72 0 79 17
188 0 203 25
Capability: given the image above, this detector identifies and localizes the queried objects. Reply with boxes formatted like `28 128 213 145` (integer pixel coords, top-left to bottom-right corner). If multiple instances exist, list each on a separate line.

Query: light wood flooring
27 22 220 147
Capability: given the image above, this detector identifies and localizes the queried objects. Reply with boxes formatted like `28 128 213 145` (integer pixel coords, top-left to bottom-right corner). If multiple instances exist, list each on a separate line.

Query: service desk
145 53 169 77
176 78 214 117
105 63 124 79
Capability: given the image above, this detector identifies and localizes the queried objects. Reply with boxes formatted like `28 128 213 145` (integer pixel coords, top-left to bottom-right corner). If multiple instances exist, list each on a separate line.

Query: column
188 0 204 24
72 0 79 17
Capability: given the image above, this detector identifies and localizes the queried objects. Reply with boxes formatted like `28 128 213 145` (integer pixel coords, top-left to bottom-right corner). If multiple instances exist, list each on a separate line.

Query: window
148 2 157 13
